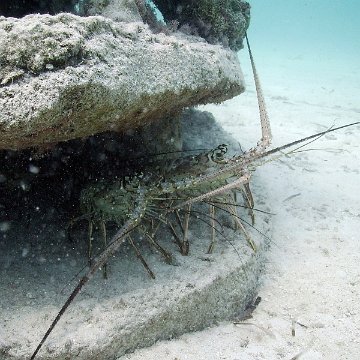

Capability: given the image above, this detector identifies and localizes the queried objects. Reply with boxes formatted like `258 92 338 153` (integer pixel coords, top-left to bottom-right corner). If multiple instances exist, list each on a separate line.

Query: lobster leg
225 203 256 252
141 226 173 264
181 204 191 255
207 204 216 254
100 221 108 279
87 219 94 266
128 234 155 279
242 182 255 225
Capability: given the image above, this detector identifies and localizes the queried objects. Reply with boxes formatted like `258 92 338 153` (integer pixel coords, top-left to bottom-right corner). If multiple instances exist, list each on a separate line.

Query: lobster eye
211 144 228 163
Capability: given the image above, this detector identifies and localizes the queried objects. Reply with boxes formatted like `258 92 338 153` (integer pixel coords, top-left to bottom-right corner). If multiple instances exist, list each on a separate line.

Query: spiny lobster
29 35 359 359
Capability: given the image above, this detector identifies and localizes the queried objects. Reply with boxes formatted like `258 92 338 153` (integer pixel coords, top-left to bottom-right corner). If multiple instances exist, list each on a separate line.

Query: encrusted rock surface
154 0 251 51
0 12 244 150
87 0 144 22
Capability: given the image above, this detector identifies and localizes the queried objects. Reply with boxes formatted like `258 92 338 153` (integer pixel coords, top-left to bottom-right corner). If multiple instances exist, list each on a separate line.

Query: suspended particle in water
0 221 11 232
29 164 40 174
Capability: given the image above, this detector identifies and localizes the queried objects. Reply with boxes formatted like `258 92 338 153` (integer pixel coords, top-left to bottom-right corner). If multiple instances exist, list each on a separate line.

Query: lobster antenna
29 217 141 359
245 33 272 151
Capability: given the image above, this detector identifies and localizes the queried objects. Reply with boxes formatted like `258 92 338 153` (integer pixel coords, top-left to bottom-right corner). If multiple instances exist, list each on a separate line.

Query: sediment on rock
0 13 244 150
153 0 251 51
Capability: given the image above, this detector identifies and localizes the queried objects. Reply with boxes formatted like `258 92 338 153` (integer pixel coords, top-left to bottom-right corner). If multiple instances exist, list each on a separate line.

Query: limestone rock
0 13 244 150
86 0 144 22
154 0 251 51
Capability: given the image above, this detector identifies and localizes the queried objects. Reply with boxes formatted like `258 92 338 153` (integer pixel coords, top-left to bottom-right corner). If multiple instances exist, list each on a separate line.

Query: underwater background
240 0 360 112
248 0 359 57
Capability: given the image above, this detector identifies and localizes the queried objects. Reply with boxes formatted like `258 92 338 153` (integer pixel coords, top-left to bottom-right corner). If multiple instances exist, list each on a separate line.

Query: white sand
120 21 360 360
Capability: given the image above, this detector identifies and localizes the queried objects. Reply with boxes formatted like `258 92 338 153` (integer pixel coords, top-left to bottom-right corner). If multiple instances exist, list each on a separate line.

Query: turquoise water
248 0 360 58
238 0 360 110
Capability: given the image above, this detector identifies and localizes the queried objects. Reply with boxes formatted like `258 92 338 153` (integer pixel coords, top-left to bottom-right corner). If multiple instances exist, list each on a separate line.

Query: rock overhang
0 12 245 150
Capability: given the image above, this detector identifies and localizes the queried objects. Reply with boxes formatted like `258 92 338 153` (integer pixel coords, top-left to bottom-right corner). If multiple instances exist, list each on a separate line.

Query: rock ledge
0 13 244 150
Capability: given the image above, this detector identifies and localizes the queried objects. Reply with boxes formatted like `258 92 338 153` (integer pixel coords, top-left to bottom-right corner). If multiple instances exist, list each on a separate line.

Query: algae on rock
153 0 251 51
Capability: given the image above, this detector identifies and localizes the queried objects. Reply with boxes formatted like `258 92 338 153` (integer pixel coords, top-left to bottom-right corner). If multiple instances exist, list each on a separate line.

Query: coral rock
0 13 244 150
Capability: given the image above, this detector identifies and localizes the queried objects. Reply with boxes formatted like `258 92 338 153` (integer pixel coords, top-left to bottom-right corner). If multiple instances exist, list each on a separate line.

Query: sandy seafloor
120 2 360 360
